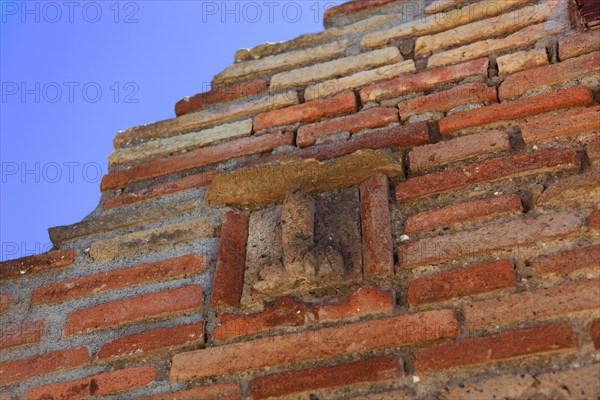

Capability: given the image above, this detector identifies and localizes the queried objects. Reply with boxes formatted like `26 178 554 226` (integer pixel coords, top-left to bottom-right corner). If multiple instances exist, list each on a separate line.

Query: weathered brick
104 170 219 209
253 92 357 131
26 366 156 400
399 212 582 268
414 324 577 372
536 168 599 207
109 119 253 166
305 60 416 101
464 280 600 328
500 51 600 100
398 148 580 203
97 322 204 360
408 260 515 306
591 319 600 349
398 83 497 121
213 41 348 86
0 320 44 349
175 80 268 116
587 138 600 165
0 294 13 314
361 0 525 49
250 355 403 399
439 86 594 136
427 20 566 68
32 254 209 306
211 210 249 312
297 106 398 148
360 174 394 279
170 309 458 381
533 245 600 278
360 58 488 103
497 48 549 77
559 30 600 60
102 131 294 191
88 219 216 261
323 0 398 27
0 347 89 386
246 123 429 168
271 47 402 90
140 383 241 400
64 285 203 336
49 197 200 246
520 106 600 143
415 2 553 57
214 286 395 341
206 150 404 209
113 91 298 148
0 249 76 281
405 194 522 234
589 210 600 229
409 130 510 173
425 0 471 14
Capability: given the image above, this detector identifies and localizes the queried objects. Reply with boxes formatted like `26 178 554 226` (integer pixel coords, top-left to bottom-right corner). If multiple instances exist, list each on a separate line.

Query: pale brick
213 40 348 86
304 60 415 101
270 47 402 90
361 0 526 49
88 219 216 261
428 21 567 68
109 119 253 166
497 48 549 77
425 0 470 14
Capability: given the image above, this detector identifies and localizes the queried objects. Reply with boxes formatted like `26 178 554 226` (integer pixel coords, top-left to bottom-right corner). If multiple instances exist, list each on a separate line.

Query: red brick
250 355 403 399
440 87 594 136
0 320 44 350
26 366 156 400
559 30 600 60
0 249 76 280
360 58 488 103
175 80 268 117
360 174 394 279
408 260 515 306
398 211 582 268
533 245 600 277
64 285 203 336
0 347 89 386
591 319 600 349
104 170 220 209
520 106 600 143
589 210 600 229
214 286 395 341
97 322 204 360
404 194 522 233
323 0 398 27
211 210 249 311
414 323 577 372
397 148 580 203
170 309 458 381
32 254 209 306
499 52 600 101
587 138 600 165
0 294 12 314
296 106 398 148
139 384 241 400
464 280 600 328
254 92 357 131
245 122 429 168
409 130 511 172
398 83 497 121
101 131 293 191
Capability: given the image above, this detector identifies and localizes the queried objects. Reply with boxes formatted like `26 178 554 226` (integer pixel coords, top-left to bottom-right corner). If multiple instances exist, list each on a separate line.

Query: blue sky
0 0 334 261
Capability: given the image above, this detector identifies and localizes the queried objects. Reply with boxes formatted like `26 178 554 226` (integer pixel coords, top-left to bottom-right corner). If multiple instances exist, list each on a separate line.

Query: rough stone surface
206 149 404 209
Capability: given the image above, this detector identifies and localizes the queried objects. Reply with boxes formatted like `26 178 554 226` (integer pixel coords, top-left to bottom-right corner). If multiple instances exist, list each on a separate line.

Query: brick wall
1 0 599 398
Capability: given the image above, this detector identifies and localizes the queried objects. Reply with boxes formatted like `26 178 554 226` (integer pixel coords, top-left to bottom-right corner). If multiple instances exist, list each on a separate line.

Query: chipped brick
0 249 76 281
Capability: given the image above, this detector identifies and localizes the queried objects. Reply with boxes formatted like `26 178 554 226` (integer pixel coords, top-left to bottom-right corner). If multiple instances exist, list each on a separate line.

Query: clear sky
0 0 334 261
